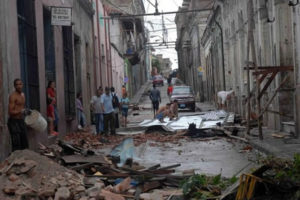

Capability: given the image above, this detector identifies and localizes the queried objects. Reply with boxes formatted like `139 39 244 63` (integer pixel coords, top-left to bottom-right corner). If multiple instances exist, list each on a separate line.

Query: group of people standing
90 86 130 135
149 84 178 123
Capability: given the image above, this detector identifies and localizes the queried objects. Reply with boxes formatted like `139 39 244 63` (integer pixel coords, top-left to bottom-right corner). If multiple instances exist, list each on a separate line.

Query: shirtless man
169 100 178 120
7 79 29 151
156 103 171 123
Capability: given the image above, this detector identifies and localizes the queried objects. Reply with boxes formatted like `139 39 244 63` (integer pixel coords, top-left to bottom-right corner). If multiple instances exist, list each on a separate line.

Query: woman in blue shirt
120 92 130 127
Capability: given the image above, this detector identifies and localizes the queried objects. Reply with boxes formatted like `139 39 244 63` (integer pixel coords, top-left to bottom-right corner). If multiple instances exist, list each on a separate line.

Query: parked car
153 75 164 86
170 86 196 112
171 78 184 86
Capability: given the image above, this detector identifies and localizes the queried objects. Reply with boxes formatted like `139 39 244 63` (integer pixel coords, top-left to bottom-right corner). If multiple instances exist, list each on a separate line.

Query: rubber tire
191 104 196 112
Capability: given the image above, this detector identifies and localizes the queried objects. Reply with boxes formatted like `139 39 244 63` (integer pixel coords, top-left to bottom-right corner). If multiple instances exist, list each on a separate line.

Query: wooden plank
146 164 161 171
61 155 109 165
70 162 95 170
159 164 181 170
142 181 161 192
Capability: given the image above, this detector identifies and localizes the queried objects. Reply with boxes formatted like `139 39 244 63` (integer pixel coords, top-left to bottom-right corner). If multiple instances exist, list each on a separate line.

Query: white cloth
217 90 234 104
90 96 103 114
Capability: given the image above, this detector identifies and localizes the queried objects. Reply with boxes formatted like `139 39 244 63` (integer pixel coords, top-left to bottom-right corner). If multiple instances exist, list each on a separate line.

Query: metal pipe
215 20 226 91
95 0 103 86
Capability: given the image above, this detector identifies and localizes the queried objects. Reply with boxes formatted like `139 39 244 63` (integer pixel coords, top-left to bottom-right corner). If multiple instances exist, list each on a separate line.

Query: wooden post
246 1 251 136
245 0 263 139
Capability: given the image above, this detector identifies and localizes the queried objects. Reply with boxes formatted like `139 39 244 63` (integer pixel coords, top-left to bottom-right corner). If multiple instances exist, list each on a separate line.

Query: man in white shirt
217 90 235 110
90 88 104 134
101 87 116 135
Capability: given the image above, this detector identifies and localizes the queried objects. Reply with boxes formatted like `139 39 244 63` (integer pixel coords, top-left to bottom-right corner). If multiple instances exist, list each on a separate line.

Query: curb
247 138 292 159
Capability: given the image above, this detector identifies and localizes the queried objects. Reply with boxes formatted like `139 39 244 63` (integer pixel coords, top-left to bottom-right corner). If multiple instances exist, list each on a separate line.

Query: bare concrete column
293 6 300 138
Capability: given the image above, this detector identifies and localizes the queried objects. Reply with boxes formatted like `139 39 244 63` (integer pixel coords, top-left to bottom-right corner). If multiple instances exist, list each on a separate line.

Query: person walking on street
111 87 120 129
7 79 29 151
122 85 126 97
101 87 116 135
91 88 104 134
149 84 161 118
120 92 130 127
76 92 86 130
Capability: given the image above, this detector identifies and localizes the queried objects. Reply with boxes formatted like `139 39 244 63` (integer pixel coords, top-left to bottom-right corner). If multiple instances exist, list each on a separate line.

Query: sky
143 0 183 69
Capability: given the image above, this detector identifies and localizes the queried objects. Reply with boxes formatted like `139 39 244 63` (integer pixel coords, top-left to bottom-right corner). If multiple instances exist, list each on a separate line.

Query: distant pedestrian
76 92 86 130
167 84 173 96
111 87 120 129
101 87 115 135
149 84 161 118
91 88 104 134
122 85 126 97
120 92 130 127
7 79 29 151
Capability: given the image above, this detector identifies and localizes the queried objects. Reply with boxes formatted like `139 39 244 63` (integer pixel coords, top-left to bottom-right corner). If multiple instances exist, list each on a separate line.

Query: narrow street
118 81 260 178
1 0 300 199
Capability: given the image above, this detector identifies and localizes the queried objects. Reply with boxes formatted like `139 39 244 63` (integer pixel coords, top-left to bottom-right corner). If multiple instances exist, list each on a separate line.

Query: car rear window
172 87 192 95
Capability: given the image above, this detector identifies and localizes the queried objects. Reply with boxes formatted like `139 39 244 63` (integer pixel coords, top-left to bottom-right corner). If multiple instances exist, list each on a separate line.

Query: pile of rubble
0 138 187 200
0 150 88 200
64 131 187 149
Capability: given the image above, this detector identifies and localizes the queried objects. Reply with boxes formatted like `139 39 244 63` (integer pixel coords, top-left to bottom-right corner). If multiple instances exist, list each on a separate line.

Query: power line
102 7 213 19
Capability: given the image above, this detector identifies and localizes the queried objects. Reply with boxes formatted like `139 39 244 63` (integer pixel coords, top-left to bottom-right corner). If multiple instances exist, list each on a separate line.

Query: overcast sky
143 0 183 69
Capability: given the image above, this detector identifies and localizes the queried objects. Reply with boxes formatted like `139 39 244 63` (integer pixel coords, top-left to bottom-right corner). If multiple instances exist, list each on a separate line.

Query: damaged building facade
176 0 300 136
0 0 150 160
175 0 213 101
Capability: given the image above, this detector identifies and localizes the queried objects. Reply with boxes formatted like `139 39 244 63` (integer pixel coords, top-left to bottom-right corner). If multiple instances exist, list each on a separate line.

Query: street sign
198 66 204 76
51 7 72 26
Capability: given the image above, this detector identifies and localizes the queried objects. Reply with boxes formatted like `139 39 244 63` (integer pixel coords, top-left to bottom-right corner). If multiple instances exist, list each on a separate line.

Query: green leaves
180 174 237 199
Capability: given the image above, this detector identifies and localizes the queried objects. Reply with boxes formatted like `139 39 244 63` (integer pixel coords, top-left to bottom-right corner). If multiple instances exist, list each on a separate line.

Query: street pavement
122 80 260 178
125 79 300 161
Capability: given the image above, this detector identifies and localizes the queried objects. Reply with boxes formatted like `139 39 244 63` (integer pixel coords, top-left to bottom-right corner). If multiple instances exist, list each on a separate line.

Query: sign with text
51 7 72 26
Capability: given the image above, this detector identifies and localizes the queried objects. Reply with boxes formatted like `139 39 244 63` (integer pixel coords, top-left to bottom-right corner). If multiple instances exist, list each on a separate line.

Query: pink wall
94 0 109 89
111 48 125 96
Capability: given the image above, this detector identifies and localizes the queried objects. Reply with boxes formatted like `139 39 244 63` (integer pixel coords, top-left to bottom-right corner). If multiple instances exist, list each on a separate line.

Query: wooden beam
258 71 277 99
245 72 269 104
259 75 290 118
244 66 294 70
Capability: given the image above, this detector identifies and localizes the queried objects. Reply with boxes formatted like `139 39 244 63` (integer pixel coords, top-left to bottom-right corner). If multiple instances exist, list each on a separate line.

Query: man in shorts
7 79 29 151
149 84 161 118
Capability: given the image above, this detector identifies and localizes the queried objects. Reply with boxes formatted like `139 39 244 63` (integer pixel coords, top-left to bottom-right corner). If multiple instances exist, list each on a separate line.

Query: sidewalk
194 102 300 159
130 80 152 105
246 128 300 159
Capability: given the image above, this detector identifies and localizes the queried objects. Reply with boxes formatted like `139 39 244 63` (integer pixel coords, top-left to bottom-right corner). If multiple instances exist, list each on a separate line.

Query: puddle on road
135 138 259 178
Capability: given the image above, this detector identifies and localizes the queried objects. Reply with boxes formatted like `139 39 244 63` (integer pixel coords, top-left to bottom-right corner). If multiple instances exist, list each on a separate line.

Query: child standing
47 99 58 136
120 92 130 127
